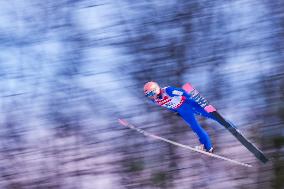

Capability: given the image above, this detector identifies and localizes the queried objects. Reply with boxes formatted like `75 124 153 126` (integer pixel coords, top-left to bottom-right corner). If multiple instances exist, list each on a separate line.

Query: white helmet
144 81 160 98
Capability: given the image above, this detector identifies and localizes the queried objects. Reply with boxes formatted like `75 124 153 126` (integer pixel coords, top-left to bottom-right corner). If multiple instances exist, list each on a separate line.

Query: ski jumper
154 86 217 151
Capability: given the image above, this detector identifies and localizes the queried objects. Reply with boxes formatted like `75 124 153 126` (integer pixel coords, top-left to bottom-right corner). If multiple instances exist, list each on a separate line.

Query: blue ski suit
153 86 217 151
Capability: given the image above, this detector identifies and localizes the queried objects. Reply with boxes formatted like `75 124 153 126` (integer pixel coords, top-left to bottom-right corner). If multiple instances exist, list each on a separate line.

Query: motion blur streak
0 0 283 189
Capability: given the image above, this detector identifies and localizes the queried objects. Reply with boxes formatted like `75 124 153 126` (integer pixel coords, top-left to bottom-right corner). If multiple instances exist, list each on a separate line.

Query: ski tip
118 119 128 126
247 164 253 168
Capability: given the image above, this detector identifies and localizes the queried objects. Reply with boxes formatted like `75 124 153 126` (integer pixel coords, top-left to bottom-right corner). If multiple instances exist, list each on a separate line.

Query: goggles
145 90 156 97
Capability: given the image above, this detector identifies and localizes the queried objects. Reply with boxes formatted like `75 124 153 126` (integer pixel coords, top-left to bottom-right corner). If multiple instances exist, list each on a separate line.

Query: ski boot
195 144 214 153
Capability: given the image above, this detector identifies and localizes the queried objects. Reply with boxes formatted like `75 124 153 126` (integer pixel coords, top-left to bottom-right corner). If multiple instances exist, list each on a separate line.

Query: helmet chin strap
156 88 162 98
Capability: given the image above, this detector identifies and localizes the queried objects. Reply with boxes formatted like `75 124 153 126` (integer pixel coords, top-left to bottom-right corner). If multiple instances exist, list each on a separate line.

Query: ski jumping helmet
144 81 160 98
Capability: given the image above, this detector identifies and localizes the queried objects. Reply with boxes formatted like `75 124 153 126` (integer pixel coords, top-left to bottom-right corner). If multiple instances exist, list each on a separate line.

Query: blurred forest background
0 0 283 188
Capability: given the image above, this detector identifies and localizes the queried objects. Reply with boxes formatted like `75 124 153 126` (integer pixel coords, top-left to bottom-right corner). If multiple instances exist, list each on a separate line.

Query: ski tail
118 119 252 168
210 112 269 163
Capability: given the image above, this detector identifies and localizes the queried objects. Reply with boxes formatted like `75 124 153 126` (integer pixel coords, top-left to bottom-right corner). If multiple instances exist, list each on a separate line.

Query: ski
118 119 252 168
182 83 269 163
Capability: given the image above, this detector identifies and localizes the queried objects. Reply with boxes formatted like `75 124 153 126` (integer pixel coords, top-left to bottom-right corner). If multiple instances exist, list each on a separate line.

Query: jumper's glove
175 112 181 117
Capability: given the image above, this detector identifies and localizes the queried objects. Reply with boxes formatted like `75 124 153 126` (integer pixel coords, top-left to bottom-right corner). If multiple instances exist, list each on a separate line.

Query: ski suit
153 86 217 151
